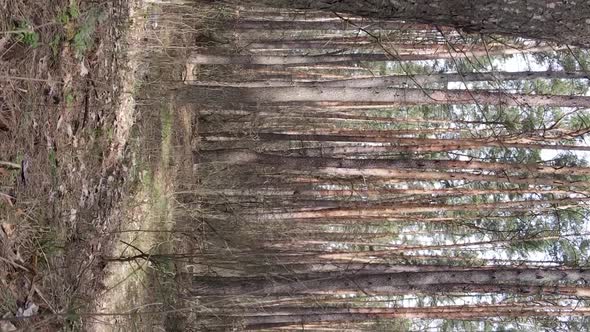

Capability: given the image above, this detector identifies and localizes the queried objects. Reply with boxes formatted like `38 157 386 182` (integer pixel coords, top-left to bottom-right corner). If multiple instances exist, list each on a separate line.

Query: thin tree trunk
190 70 589 88
188 46 559 65
260 198 587 220
197 149 590 176
234 19 430 31
189 86 590 108
238 305 590 329
193 267 590 296
202 132 590 152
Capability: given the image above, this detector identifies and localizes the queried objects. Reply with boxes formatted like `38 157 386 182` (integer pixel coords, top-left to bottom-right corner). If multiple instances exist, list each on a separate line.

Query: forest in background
143 1 590 331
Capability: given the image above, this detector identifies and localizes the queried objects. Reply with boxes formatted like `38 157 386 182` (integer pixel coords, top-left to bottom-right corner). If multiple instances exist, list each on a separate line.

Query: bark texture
265 0 590 47
194 268 590 296
183 86 590 108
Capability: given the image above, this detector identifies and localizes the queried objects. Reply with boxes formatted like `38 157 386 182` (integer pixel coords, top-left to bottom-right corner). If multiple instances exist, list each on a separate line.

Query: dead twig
0 160 20 169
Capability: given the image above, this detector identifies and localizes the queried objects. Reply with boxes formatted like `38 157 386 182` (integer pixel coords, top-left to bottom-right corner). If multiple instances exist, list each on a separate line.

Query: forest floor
0 0 192 330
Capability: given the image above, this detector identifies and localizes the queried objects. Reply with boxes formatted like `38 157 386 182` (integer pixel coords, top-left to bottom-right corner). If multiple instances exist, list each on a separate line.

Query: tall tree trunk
260 198 586 220
187 86 590 108
261 0 590 47
237 305 590 330
190 70 590 88
202 132 590 152
234 19 432 31
188 46 559 65
193 267 590 296
197 149 590 176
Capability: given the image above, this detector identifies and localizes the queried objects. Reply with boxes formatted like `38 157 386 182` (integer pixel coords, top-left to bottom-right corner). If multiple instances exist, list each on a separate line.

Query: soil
0 0 146 330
